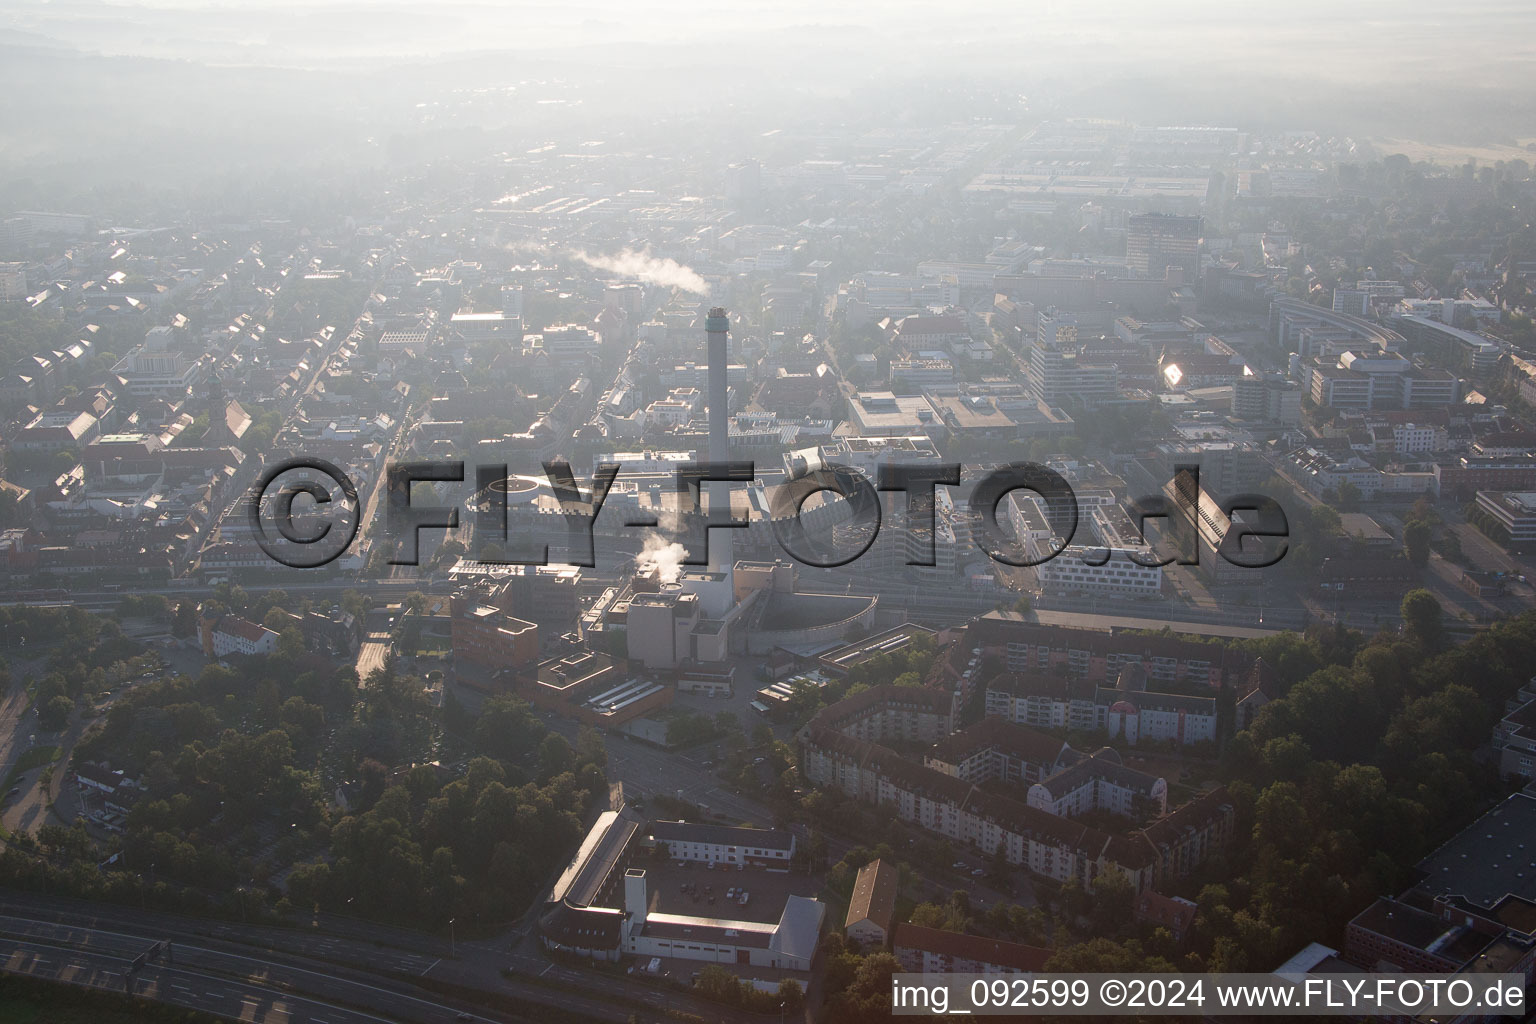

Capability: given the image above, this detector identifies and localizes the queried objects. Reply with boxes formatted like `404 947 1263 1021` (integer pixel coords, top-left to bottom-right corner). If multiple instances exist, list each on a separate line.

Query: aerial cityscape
2 2 1536 1021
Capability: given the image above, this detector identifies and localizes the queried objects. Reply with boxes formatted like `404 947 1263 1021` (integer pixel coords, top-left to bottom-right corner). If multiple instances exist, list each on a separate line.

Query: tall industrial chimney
704 307 733 578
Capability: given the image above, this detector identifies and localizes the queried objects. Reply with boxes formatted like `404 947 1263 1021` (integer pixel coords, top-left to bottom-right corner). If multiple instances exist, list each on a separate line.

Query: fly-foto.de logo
248 457 1289 573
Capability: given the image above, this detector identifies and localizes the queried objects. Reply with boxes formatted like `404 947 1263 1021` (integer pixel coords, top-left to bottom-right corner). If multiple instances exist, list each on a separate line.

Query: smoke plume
571 248 709 295
640 534 690 585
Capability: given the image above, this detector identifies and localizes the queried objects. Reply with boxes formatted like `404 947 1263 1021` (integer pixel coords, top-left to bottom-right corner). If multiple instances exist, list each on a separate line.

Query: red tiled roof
216 615 272 643
893 923 1052 972
846 859 899 934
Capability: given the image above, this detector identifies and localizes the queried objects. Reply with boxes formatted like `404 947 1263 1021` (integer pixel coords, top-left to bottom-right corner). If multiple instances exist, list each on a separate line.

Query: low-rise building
845 858 899 948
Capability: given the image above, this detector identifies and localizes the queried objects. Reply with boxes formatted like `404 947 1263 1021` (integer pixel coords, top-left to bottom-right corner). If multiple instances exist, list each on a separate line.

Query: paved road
0 684 72 838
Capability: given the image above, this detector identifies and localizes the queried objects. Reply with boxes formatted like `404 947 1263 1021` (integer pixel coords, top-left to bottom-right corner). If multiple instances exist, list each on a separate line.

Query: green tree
277 627 306 660
38 694 73 732
1400 589 1443 649
1403 519 1432 568
473 696 545 763
538 733 574 777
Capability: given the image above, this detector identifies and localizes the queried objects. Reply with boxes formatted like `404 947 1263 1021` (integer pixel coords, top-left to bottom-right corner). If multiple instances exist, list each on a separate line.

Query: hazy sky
4 0 1533 86
3 0 1534 189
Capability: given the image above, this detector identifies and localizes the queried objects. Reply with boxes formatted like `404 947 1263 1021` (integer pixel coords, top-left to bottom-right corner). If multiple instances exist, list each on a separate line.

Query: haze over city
0 3 1535 1023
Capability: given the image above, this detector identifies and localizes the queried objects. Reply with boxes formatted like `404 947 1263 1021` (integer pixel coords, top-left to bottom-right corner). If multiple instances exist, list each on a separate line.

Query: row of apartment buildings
798 685 1235 891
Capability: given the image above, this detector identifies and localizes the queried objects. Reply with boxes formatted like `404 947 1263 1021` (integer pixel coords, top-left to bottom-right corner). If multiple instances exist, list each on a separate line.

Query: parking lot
635 850 823 925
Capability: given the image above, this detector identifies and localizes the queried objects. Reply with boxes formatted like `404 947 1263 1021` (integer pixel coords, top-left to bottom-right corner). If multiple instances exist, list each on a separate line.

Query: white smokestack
705 307 732 578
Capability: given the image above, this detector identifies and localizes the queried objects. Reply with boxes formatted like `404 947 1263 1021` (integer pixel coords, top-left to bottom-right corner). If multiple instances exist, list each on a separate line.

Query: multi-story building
964 612 1254 688
924 716 1072 785
645 821 795 866
540 323 601 361
445 562 583 634
1282 447 1384 499
800 435 944 481
1027 321 1119 407
1161 470 1273 588
1126 213 1201 281
1231 374 1302 424
893 924 1051 975
1492 678 1536 781
1100 687 1219 746
890 354 955 388
926 715 1169 816
0 262 25 300
799 711 1233 891
449 585 540 674
1304 350 1456 411
1270 297 1406 361
1026 748 1168 819
843 391 939 437
539 812 826 972
893 314 968 352
1437 455 1536 501
1474 491 1536 549
111 326 202 397
1393 314 1502 378
807 683 954 745
1031 504 1165 598
980 670 1220 748
200 614 279 659
1331 289 1370 316
14 410 99 451
1389 420 1447 453
1345 794 1536 983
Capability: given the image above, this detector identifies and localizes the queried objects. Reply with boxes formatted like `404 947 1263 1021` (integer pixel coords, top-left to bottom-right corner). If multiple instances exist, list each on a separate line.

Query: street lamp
449 917 456 958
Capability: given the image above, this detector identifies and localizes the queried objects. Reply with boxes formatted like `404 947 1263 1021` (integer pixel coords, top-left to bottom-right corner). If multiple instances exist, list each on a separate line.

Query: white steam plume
640 534 690 585
571 247 709 295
